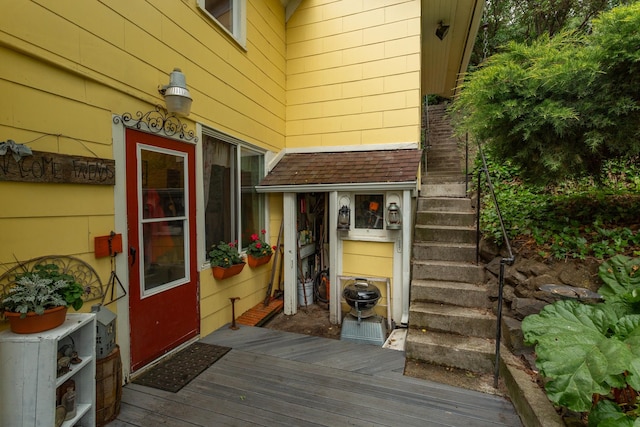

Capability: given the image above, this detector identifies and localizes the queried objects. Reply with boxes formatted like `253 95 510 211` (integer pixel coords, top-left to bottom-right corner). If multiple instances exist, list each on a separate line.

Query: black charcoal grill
342 278 382 322
340 277 387 346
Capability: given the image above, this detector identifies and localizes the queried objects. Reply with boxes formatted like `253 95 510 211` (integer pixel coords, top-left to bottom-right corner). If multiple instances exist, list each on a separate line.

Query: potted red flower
209 241 245 280
246 230 274 268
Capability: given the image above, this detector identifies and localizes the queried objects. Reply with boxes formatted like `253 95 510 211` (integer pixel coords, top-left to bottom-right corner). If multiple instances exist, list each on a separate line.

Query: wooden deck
112 326 522 426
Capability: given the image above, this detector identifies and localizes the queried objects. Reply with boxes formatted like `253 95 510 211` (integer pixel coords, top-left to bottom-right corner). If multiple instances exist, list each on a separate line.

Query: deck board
117 325 522 426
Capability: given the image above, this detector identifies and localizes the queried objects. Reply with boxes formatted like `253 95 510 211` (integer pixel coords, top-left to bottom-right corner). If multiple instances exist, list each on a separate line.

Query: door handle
129 246 137 266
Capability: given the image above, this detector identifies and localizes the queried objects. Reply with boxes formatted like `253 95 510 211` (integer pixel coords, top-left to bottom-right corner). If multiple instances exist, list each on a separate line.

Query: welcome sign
0 150 115 185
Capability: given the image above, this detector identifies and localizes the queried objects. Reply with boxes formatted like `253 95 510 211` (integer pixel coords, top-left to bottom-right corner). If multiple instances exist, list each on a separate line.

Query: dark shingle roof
259 149 421 187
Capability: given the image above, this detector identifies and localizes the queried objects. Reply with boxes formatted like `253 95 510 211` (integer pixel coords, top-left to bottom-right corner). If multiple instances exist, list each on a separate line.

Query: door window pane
140 149 187 291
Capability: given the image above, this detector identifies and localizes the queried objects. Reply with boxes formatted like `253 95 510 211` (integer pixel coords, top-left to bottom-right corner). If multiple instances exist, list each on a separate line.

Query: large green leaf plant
522 255 640 426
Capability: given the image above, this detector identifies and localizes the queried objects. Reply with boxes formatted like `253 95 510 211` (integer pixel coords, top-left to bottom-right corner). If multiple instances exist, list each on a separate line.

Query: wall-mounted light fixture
436 21 450 40
386 202 402 230
158 68 192 117
338 205 351 230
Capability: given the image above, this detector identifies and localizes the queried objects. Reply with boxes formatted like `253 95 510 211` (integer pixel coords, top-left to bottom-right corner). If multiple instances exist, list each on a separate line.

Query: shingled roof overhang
256 149 422 193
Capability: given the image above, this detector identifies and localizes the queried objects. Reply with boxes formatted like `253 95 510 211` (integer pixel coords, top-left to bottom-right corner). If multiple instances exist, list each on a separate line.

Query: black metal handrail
474 140 515 388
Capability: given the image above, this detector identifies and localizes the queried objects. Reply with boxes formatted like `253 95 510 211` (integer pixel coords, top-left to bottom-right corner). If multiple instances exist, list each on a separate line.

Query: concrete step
424 176 467 186
411 260 485 283
418 197 472 212
426 156 462 165
409 301 496 338
422 183 467 197
416 210 475 227
410 279 489 308
414 224 476 243
412 241 476 262
425 168 464 176
405 330 495 373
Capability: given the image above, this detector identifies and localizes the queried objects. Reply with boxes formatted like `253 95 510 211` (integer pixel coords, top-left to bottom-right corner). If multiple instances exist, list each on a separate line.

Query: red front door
125 129 199 372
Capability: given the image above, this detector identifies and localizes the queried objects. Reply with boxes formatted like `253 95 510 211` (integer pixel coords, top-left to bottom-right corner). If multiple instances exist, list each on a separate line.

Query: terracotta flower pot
212 262 245 280
247 254 272 268
4 305 68 334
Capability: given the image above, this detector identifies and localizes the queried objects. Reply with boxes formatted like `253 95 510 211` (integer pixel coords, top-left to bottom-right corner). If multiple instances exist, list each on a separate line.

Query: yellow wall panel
0 217 91 261
343 9 385 32
286 38 325 60
384 1 420 22
384 35 421 57
339 112 383 132
362 56 413 80
5 84 110 147
362 92 409 113
286 120 305 137
363 21 411 45
322 30 364 52
251 0 286 42
341 78 384 98
286 134 323 147
1 1 81 63
42 0 128 48
286 0 420 149
0 50 87 106
322 1 364 21
288 17 345 44
288 103 324 121
384 107 420 127
289 64 363 90
384 71 420 93
322 98 363 117
79 32 136 86
0 183 113 218
362 125 418 143
287 1 333 27
307 50 345 72
320 131 362 146
287 84 343 105
343 43 385 66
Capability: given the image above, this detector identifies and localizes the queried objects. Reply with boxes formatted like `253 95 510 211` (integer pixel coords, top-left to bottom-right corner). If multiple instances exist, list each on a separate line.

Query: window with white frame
203 129 264 257
354 194 385 230
198 0 247 47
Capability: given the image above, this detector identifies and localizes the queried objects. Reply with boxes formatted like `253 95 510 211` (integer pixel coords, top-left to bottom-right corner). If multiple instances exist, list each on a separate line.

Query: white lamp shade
162 68 192 116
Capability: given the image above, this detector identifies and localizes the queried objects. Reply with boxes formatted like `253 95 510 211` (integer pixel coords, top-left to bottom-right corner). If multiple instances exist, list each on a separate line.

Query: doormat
131 342 231 393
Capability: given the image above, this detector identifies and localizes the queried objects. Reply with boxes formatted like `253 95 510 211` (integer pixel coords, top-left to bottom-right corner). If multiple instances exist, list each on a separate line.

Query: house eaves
421 0 485 98
256 149 422 193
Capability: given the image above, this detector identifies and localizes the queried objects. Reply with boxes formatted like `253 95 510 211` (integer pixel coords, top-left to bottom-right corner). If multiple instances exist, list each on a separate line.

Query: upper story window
203 128 265 258
198 0 247 48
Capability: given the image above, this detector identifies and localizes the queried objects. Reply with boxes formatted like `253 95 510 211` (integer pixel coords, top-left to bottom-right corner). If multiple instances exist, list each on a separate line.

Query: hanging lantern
338 205 351 230
386 202 402 230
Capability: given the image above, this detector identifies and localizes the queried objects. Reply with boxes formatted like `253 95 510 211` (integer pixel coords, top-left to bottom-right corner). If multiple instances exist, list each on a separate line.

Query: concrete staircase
405 105 565 427
406 104 496 374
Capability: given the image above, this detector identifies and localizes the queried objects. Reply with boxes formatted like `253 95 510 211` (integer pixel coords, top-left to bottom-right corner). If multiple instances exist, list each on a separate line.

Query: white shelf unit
0 313 96 427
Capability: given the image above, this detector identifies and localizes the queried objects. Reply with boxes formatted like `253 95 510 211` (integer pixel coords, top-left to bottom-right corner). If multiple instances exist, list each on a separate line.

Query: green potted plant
1 264 86 334
209 241 245 280
246 230 274 268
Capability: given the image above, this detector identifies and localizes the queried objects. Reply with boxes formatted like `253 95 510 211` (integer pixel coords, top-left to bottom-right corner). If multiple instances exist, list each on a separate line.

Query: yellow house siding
1 0 287 337
1 0 287 151
286 0 421 147
199 194 284 337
